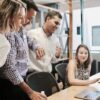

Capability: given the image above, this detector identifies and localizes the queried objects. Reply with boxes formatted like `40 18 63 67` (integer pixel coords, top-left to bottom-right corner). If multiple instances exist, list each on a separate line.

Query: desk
48 86 87 100
89 73 100 91
48 73 100 100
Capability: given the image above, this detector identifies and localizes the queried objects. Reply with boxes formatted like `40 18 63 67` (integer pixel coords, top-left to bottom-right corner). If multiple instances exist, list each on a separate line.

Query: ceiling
34 0 63 4
34 0 100 9
73 0 100 9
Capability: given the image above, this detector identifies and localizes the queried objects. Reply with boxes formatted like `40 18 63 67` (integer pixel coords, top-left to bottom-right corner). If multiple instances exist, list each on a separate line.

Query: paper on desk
89 73 100 91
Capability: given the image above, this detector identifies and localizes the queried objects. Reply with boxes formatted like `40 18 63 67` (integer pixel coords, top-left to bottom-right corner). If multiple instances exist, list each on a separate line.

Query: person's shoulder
5 32 17 45
0 34 7 42
0 35 11 67
0 39 10 49
27 27 42 36
28 27 41 33
68 59 77 69
51 34 58 39
0 34 10 47
49 34 59 44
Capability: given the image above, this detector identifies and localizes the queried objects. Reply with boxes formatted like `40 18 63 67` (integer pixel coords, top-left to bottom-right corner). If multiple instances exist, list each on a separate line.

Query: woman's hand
55 47 61 58
35 48 45 59
89 78 100 84
29 91 47 100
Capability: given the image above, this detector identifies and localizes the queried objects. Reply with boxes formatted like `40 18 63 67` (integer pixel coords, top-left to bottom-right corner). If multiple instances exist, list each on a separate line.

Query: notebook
74 87 100 100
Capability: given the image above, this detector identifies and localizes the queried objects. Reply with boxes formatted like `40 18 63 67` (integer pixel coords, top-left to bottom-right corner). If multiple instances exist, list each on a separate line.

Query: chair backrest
26 72 60 96
90 59 96 76
55 63 68 88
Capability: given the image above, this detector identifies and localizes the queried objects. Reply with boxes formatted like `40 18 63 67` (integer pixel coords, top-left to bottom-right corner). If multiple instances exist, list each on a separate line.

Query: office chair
52 58 69 79
26 72 60 96
55 63 68 89
90 59 96 76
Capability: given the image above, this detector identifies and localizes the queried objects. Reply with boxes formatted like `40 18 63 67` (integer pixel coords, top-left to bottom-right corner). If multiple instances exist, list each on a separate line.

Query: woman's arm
19 82 47 100
67 59 100 86
6 33 47 100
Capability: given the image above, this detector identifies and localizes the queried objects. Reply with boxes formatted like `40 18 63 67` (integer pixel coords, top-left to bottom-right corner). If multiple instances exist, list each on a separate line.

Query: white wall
73 9 81 51
73 7 100 52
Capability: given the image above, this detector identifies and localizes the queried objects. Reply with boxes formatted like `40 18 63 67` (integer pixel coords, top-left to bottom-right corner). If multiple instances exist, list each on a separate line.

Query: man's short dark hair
45 11 62 22
22 0 39 12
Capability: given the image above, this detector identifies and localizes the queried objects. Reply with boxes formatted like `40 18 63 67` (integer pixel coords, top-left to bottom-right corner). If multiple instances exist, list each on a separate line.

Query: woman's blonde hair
0 0 26 34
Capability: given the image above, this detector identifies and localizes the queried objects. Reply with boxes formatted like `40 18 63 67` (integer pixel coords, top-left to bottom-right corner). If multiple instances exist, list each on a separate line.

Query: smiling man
27 11 62 72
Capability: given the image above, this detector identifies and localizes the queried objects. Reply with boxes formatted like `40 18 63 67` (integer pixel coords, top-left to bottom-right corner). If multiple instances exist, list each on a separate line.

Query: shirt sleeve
3 34 24 85
55 37 61 48
27 34 40 51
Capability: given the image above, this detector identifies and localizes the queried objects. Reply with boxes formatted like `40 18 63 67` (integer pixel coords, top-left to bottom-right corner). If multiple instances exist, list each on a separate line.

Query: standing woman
67 44 100 86
0 0 47 100
0 0 26 100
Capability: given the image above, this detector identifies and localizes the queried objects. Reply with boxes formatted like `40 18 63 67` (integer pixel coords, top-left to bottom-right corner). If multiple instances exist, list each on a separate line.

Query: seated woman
67 44 100 86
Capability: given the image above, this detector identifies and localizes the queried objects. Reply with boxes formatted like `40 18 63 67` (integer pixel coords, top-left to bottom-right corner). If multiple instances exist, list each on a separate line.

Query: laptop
74 87 100 100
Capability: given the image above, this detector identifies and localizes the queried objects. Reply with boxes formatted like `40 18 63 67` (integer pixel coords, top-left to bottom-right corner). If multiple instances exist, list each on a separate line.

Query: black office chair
55 63 68 89
52 58 69 80
90 59 97 76
26 72 60 96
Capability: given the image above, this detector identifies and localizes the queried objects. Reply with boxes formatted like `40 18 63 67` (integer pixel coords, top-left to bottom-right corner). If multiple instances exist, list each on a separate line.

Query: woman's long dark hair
75 44 91 69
